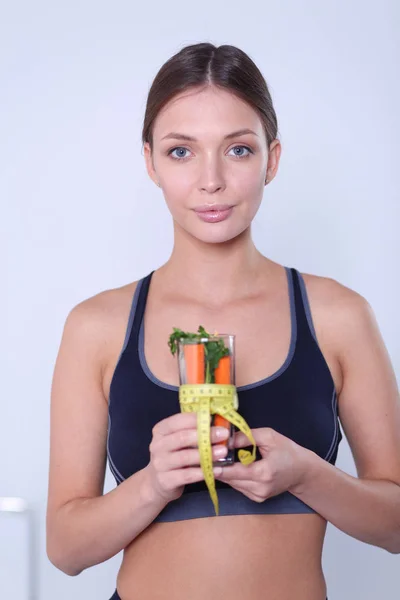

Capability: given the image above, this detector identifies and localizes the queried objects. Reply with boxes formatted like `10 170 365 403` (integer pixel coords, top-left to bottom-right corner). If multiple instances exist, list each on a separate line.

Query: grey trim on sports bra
297 271 318 343
138 266 298 392
296 273 341 458
107 413 125 485
324 387 339 462
120 278 145 355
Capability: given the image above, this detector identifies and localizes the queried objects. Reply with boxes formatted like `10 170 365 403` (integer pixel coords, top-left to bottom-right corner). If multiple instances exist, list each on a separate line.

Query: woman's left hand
214 427 312 501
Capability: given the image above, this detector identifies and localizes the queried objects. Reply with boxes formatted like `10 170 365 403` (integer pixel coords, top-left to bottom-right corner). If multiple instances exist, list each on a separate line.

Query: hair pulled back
142 43 279 152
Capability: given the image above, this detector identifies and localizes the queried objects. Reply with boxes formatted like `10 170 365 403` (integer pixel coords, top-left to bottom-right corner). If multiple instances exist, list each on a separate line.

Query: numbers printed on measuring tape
179 384 257 515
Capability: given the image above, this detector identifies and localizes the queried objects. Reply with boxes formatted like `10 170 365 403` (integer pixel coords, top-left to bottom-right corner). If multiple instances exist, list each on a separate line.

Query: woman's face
144 85 281 243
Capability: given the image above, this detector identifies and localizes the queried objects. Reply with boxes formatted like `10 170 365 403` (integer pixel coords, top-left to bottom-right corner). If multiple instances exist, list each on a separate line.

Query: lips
194 206 234 223
194 204 233 213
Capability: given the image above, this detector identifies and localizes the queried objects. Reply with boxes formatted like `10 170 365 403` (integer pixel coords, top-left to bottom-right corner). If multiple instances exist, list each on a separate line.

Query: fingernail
214 445 227 456
216 427 229 438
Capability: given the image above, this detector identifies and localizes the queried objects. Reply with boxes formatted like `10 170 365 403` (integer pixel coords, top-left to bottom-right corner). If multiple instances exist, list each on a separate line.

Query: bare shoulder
299 270 373 347
296 270 377 397
63 280 140 373
67 279 140 327
300 270 367 310
300 269 396 383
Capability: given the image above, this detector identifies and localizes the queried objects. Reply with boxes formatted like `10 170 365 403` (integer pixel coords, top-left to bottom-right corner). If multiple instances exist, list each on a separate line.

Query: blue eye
228 145 253 158
168 147 190 160
167 145 254 161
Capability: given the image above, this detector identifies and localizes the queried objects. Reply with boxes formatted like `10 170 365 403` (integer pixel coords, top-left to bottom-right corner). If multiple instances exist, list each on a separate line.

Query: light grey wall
2 1 399 598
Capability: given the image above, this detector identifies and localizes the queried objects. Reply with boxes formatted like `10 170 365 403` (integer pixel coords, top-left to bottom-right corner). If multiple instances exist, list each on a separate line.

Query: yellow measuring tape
179 383 257 516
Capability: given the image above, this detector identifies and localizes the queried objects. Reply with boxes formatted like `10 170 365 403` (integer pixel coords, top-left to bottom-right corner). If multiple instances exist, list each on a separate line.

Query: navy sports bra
107 267 343 521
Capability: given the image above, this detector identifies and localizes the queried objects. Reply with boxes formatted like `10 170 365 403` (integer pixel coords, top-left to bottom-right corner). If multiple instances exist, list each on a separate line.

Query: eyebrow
160 128 259 142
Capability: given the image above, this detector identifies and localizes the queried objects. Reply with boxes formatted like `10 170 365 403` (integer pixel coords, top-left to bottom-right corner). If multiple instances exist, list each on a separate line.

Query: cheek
230 168 265 198
235 174 265 209
164 170 194 192
160 175 191 209
238 170 265 193
162 189 190 217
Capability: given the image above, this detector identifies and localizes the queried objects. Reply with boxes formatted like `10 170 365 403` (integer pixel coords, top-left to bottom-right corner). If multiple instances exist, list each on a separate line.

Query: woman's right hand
143 412 229 504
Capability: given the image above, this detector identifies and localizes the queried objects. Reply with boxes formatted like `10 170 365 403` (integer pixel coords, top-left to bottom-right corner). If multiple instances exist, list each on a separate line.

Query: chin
193 223 250 244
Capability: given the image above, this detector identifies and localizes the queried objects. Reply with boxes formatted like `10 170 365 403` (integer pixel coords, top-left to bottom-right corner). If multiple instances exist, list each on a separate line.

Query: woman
46 43 400 600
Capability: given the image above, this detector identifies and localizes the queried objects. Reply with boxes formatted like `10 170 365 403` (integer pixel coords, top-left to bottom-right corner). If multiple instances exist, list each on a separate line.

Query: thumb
233 430 258 448
233 427 276 448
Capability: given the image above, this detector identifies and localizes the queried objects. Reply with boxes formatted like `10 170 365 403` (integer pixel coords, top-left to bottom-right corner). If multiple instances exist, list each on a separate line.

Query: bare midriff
116 513 328 600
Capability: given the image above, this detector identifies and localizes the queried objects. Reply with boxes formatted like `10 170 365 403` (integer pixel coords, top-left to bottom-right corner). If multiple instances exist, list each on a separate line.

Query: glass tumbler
176 334 236 466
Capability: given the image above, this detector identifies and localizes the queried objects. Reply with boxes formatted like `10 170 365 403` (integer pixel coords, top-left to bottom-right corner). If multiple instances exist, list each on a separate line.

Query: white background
1 1 399 598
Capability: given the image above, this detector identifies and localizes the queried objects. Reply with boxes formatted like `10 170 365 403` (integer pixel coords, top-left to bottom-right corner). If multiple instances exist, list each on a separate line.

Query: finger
211 475 265 502
166 466 208 488
152 412 198 437
214 461 260 480
233 431 255 448
157 425 229 453
233 428 275 448
158 444 228 471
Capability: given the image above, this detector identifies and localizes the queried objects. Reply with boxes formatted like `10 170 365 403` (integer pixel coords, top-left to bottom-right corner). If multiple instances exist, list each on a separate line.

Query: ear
265 139 282 184
143 142 159 187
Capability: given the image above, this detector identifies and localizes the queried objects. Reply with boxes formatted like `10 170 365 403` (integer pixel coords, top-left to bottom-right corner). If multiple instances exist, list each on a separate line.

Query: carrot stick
183 343 205 384
215 354 231 384
213 354 231 447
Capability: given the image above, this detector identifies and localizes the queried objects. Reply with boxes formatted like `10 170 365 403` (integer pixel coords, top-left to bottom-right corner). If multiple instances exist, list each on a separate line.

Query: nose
198 156 226 193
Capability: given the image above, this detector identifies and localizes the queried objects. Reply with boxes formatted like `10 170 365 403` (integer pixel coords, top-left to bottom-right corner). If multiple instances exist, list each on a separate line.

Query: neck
156 222 274 306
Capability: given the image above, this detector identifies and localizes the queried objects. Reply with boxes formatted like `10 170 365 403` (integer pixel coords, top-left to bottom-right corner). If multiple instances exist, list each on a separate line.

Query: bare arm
46 298 167 575
290 282 400 553
49 473 170 576
46 296 228 576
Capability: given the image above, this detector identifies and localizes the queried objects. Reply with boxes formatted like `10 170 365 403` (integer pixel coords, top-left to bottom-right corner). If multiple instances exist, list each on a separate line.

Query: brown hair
141 42 279 153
